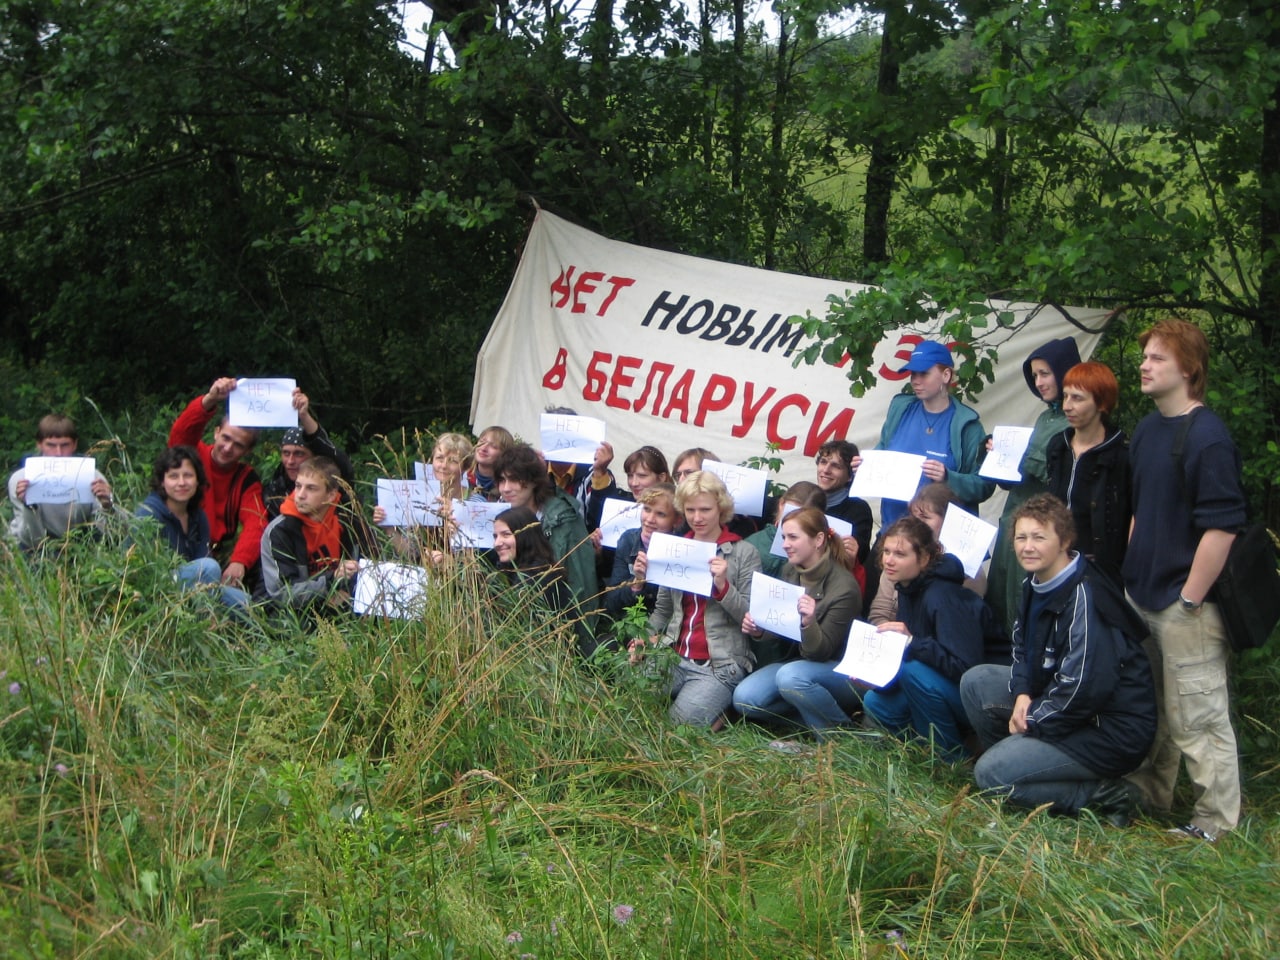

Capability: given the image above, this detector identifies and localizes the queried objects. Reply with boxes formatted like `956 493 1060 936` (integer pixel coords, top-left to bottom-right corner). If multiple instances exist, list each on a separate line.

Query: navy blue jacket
897 554 1008 682
1011 556 1157 778
134 492 211 562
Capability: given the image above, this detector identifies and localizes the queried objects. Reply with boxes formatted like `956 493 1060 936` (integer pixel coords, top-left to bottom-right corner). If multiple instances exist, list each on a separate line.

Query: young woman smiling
133 446 250 611
603 483 678 620
733 507 863 741
633 471 761 728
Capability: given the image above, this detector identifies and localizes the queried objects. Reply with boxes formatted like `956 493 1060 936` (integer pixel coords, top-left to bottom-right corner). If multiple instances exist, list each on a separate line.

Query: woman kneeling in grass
631 471 760 728
862 516 1007 760
960 494 1156 825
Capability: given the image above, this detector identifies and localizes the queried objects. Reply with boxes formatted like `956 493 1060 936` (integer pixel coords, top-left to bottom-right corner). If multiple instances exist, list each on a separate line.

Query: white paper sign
645 532 715 597
450 499 507 550
540 413 606 466
834 620 910 689
939 503 999 579
376 478 442 527
23 457 96 505
769 512 853 559
598 498 642 549
748 572 805 643
700 460 768 518
979 426 1036 482
850 451 927 500
228 378 298 428
354 561 428 619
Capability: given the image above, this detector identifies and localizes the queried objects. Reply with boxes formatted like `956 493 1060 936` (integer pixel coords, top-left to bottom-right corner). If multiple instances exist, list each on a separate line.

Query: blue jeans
178 558 251 612
734 660 862 736
863 658 970 759
961 664 1102 814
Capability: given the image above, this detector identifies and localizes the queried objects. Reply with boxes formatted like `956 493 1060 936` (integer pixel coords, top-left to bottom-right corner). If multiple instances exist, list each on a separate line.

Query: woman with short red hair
1044 361 1131 582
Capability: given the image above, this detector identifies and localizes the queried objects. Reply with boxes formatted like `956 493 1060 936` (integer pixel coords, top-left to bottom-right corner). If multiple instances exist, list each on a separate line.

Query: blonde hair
434 432 475 470
675 471 735 524
638 481 677 512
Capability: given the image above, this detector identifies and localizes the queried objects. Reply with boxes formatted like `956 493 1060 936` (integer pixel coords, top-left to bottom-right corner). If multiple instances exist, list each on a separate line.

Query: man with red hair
1123 319 1247 843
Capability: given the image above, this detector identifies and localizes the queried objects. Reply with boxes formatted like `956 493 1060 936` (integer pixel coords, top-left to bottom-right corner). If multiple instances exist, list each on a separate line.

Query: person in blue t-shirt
854 341 994 529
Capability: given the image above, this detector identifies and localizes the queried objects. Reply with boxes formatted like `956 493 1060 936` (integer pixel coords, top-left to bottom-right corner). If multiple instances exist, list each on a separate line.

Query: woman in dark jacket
133 446 250 611
960 494 1156 825
1045 362 1131 583
862 517 1008 759
490 506 580 642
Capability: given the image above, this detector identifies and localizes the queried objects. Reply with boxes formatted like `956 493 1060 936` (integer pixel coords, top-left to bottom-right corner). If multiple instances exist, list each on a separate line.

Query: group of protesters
6 319 1248 843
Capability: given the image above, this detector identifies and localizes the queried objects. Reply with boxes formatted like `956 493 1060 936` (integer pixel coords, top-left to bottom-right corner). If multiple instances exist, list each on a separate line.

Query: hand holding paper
645 532 715 596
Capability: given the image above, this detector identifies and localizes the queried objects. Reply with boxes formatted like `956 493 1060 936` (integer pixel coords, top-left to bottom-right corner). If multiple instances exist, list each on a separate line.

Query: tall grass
1 527 1278 958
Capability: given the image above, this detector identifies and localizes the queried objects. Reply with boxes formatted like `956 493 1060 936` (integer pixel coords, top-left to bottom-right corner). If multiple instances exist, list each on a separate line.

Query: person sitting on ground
960 494 1156 826
734 507 864 743
603 482 678 621
588 444 673 580
132 446 250 611
256 457 360 616
862 516 1008 760
8 413 116 553
493 443 599 640
867 482 986 624
168 377 268 588
466 425 515 502
631 471 761 728
372 431 476 565
261 388 358 519
490 506 577 629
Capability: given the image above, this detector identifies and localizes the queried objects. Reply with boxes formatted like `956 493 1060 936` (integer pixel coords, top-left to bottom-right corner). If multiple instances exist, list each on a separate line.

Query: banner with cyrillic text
472 211 1109 510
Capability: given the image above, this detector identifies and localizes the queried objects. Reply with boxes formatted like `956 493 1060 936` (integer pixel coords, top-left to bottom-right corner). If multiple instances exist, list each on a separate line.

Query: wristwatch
1178 593 1202 612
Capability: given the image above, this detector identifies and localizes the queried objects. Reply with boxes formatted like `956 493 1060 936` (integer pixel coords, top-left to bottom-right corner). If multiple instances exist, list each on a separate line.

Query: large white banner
472 210 1108 503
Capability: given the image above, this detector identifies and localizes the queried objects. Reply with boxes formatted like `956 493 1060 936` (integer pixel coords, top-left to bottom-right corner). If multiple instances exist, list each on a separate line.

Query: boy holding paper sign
8 413 116 553
632 471 760 728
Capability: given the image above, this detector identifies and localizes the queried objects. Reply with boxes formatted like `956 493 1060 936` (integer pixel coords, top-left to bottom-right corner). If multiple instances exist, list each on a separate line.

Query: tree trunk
863 3 903 272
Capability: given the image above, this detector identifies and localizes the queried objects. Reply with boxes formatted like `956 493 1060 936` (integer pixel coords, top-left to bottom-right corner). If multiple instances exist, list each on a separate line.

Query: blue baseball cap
899 341 955 372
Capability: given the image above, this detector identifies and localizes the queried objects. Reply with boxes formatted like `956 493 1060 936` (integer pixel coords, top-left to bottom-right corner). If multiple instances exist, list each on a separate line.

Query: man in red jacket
168 377 268 587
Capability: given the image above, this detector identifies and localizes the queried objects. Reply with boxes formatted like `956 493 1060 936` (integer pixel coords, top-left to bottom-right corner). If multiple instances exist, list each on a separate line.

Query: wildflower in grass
54 764 69 776
35 656 48 666
545 863 556 874
612 904 634 925
8 681 19 695
550 918 561 937
505 931 523 944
